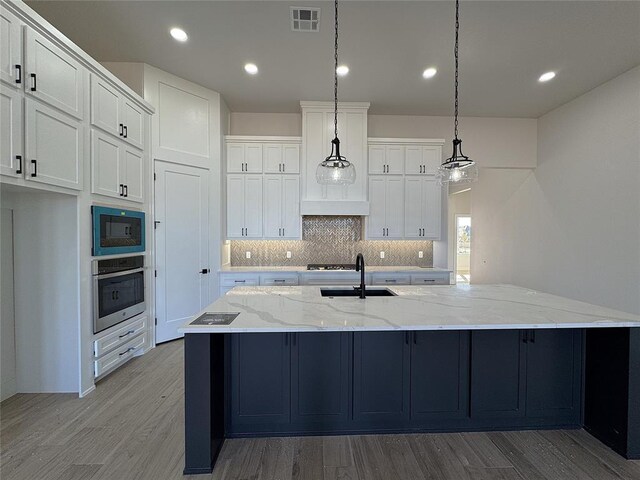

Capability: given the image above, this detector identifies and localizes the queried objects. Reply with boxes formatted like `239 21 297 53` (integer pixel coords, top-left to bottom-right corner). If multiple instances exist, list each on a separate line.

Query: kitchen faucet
355 253 366 299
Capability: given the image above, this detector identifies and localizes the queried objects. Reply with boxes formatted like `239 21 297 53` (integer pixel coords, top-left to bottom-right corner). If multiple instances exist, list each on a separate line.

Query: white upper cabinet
263 175 282 238
263 144 282 174
282 144 300 174
404 177 441 239
368 140 443 176
367 176 404 239
121 98 144 150
226 175 263 239
90 74 121 137
24 27 84 120
0 9 22 88
405 145 441 175
0 87 23 177
227 143 263 173
25 98 83 190
368 145 404 174
368 145 385 174
122 147 143 203
263 175 300 239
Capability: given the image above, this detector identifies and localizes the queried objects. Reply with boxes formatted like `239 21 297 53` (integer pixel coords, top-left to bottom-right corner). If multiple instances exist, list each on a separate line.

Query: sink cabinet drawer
94 315 147 357
260 274 299 286
95 332 147 378
220 274 260 287
411 274 450 285
371 273 411 286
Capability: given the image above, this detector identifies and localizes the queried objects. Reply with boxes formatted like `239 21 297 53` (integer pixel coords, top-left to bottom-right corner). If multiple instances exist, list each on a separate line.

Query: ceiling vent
290 7 320 32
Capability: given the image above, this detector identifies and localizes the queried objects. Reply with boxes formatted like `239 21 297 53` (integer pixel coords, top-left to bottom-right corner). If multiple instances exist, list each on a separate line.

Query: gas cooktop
306 264 356 271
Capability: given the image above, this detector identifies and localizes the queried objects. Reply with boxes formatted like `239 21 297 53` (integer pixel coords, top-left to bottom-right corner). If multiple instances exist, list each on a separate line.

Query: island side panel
184 333 226 474
628 328 640 459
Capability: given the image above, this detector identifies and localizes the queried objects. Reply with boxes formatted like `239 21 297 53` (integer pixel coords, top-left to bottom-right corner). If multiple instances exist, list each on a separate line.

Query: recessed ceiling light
422 67 437 79
336 65 349 76
538 71 556 82
170 27 188 42
244 63 258 75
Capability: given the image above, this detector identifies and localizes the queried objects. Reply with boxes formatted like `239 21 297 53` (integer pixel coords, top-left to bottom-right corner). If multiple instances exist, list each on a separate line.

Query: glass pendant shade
316 138 356 185
436 138 478 186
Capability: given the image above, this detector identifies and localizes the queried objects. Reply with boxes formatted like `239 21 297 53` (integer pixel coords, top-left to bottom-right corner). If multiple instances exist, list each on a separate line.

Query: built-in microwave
93 256 145 334
92 206 145 256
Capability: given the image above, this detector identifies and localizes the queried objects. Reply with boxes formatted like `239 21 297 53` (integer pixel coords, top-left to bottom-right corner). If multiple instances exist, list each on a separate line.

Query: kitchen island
178 284 640 475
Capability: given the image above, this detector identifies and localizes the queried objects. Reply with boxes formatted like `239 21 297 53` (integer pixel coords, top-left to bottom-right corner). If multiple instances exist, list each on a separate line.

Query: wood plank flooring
2 340 639 480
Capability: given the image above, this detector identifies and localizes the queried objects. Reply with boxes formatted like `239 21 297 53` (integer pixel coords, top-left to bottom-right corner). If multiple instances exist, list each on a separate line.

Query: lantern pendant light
316 0 356 186
437 0 478 186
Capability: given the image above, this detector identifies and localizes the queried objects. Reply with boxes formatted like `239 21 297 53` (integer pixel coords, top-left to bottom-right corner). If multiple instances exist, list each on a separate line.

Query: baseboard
80 384 96 398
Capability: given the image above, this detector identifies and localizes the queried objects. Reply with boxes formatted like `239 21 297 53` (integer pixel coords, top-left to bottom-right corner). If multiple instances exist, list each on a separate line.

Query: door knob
200 269 210 274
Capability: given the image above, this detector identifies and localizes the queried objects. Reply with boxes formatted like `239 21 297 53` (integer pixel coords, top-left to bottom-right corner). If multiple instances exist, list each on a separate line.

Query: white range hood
300 101 370 216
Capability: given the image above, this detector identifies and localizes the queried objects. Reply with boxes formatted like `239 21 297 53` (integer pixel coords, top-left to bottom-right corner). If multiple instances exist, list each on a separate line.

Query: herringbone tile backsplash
230 216 434 267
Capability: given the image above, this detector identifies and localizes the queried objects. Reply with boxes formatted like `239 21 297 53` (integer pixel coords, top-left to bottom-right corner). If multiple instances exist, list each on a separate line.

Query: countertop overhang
178 284 640 334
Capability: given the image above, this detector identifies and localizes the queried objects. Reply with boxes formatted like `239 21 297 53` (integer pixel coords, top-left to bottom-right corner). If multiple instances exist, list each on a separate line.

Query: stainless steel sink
320 287 397 297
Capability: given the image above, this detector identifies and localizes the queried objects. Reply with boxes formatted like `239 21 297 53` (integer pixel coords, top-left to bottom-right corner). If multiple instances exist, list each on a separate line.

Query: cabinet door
471 330 527 419
411 331 470 422
385 145 404 174
122 147 144 203
422 178 441 239
368 145 385 174
231 333 291 427
367 176 386 239
226 175 245 238
25 98 82 190
91 129 121 198
0 87 23 177
0 9 22 88
526 329 582 422
243 175 263 237
291 332 351 429
121 98 144 150
90 74 121 137
281 176 300 239
282 144 300 174
263 175 282 238
405 146 423 175
404 177 423 238
227 143 245 173
385 177 404 239
244 144 263 173
263 144 282 174
423 146 441 175
353 331 410 425
24 27 84 120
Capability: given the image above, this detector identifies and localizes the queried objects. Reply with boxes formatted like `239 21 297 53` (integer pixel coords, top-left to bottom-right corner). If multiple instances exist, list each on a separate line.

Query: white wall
473 66 640 314
101 62 144 97
230 112 302 137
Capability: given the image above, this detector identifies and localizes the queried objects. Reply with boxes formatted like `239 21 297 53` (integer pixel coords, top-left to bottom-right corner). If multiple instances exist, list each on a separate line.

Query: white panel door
226 175 245 238
90 74 121 137
422 178 441 239
155 160 210 343
263 144 283 174
244 144 263 173
25 98 82 190
405 146 423 175
0 9 22 88
404 177 423 238
227 143 245 173
385 177 404 238
122 147 144 203
91 129 121 198
367 176 386 239
368 145 385 174
24 27 84 120
0 87 23 177
282 175 300 238
423 146 441 175
385 146 404 175
121 98 144 150
243 175 263 237
282 144 300 174
263 175 282 238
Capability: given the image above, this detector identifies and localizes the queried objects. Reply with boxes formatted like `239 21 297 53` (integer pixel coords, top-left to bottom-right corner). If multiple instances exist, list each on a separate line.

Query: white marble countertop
179 284 640 334
219 265 452 273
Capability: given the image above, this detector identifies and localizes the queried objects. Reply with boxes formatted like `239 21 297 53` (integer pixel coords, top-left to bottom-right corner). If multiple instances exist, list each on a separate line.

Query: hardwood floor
2 340 639 480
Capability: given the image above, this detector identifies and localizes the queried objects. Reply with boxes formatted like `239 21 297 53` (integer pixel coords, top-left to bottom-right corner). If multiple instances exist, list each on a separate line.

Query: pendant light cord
333 0 339 140
453 0 460 140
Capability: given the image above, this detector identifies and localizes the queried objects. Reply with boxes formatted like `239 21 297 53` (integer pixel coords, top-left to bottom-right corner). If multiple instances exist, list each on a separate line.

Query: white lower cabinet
94 331 148 378
24 98 83 190
219 273 260 296
260 273 299 286
0 87 23 177
411 273 450 285
227 175 263 238
93 315 148 378
263 175 300 239
404 177 441 239
370 273 412 286
367 176 404 239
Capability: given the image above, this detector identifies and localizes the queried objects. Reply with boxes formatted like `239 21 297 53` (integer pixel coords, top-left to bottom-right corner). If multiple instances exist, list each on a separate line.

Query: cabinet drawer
301 273 369 286
95 331 147 378
260 274 299 286
411 274 450 285
94 315 147 357
220 274 260 287
370 273 411 286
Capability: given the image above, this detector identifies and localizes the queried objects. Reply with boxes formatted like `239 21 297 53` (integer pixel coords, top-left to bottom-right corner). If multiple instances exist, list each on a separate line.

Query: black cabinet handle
522 331 528 343
119 347 135 356
414 332 417 344
30 73 36 91
16 155 22 174
530 330 536 343
119 124 124 136
234 280 246 283
15 65 21 84
284 333 289 346
119 330 135 339
123 185 128 197
200 269 209 274
112 291 116 300
119 184 124 196
123 125 128 138
30 159 37 177
282 163 285 173
405 332 410 345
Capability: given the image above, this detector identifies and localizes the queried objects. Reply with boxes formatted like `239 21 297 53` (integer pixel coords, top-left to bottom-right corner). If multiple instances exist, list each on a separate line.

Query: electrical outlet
418 251 424 259
286 251 292 259
245 251 251 259
380 251 385 259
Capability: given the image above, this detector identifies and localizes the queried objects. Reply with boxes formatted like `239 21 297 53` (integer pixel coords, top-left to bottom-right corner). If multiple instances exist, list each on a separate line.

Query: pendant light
437 0 478 186
316 0 356 186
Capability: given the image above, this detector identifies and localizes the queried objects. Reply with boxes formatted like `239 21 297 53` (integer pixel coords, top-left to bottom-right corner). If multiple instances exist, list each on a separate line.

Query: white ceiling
27 1 640 118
